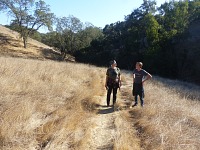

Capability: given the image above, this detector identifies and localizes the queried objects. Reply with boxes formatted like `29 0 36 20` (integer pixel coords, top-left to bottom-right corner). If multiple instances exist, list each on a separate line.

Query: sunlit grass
122 72 200 150
1 55 200 150
0 57 105 149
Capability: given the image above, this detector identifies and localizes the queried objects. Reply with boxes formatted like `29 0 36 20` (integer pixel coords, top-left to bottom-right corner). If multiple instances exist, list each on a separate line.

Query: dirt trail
83 95 116 149
82 81 141 150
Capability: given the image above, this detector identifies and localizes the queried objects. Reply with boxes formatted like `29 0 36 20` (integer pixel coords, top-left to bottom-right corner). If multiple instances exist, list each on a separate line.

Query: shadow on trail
98 106 114 114
97 143 114 150
95 104 108 109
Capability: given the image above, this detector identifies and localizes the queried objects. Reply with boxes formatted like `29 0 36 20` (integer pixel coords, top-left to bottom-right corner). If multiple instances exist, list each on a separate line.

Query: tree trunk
62 52 67 60
23 36 27 48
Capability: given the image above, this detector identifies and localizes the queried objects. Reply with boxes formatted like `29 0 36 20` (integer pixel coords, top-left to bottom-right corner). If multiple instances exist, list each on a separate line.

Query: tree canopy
74 0 200 84
0 0 54 48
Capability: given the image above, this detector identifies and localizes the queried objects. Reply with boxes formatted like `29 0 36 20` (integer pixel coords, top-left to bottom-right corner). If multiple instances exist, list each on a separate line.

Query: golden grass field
0 57 106 149
121 73 200 150
0 25 200 150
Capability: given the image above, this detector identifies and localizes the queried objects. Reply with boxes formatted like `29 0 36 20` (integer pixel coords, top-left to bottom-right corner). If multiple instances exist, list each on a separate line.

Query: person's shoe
133 103 138 107
130 103 137 108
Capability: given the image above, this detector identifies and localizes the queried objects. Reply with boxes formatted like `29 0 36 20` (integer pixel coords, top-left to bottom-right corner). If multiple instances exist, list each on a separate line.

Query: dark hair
110 60 117 65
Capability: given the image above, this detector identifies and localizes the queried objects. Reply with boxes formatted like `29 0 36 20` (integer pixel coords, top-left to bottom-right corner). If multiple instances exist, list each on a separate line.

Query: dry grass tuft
114 110 141 150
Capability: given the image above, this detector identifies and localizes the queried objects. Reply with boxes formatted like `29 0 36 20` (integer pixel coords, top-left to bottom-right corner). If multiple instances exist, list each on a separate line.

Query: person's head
136 62 143 69
110 60 117 68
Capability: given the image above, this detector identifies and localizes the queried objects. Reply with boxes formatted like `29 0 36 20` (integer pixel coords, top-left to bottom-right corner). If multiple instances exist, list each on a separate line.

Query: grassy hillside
0 25 63 61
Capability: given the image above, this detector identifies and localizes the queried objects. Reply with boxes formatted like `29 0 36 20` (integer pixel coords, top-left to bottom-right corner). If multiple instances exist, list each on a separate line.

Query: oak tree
0 0 54 48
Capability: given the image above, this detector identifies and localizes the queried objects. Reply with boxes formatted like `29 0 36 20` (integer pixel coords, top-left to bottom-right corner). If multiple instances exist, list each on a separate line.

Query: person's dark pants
133 83 144 106
134 93 144 106
106 84 118 106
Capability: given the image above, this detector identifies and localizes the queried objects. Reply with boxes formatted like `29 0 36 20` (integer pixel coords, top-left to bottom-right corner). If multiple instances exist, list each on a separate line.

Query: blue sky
0 0 168 32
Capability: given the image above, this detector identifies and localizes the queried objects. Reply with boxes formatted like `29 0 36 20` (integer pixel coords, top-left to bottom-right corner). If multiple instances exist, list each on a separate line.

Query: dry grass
1 56 200 150
114 110 141 150
0 57 105 150
112 76 141 150
122 71 200 150
0 25 62 61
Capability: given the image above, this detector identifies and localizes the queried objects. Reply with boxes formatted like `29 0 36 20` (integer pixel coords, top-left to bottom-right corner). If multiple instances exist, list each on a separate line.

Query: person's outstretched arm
143 73 152 83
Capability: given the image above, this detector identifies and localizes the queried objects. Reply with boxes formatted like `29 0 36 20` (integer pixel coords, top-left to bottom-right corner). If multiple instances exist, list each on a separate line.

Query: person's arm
132 69 136 83
133 73 135 83
105 75 108 89
105 69 109 89
118 74 122 88
118 68 122 87
142 73 152 83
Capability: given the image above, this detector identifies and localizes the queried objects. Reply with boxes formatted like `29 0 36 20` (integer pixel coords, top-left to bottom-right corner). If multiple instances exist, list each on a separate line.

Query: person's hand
105 84 108 90
142 79 146 85
119 81 122 88
118 81 122 90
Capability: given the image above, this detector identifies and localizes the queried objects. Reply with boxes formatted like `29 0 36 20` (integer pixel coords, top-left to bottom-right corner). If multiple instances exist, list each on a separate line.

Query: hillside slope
0 25 62 60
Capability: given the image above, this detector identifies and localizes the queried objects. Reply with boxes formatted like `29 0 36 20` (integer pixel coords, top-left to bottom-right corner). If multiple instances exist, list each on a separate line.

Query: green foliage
30 30 42 41
78 24 103 48
41 31 59 47
55 15 83 55
159 1 189 34
143 14 159 49
39 15 103 60
188 0 200 22
75 0 200 84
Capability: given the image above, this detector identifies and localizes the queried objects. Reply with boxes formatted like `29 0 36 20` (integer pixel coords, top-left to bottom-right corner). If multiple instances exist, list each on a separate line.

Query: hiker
105 60 121 107
131 62 152 107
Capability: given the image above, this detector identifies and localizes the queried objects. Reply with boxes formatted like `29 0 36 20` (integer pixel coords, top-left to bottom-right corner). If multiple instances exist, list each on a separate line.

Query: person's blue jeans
134 93 144 106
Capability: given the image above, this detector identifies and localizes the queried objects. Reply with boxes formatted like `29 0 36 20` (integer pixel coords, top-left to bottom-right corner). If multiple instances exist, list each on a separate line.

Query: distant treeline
6 0 200 84
75 0 200 84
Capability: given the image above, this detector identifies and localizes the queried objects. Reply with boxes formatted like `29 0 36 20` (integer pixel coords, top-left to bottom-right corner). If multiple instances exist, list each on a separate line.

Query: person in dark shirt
131 62 152 107
105 60 121 107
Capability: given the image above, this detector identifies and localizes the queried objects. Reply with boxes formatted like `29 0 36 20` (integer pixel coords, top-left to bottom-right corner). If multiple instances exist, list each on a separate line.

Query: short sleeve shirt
133 69 148 83
106 67 120 81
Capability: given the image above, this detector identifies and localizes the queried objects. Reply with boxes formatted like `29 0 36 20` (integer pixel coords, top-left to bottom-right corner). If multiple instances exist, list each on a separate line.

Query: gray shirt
133 69 148 83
